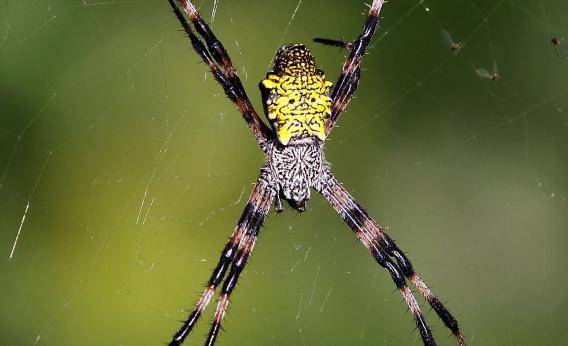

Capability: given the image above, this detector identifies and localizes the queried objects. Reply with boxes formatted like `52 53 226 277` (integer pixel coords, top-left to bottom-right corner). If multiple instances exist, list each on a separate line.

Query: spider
166 1 466 345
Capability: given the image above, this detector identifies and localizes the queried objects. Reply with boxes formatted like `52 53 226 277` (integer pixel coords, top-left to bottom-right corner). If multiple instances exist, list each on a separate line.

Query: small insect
442 30 463 55
166 0 466 345
551 36 568 58
476 60 499 81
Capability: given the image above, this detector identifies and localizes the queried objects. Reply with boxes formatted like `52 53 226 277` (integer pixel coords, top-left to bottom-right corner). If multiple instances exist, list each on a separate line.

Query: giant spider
166 1 465 345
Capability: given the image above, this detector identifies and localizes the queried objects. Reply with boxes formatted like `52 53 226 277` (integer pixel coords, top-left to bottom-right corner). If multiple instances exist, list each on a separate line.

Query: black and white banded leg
318 172 466 346
169 175 275 346
167 0 273 150
316 0 385 135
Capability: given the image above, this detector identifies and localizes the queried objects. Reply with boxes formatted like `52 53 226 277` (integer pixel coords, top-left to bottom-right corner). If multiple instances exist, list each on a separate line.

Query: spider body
260 44 332 145
166 1 466 345
261 44 331 212
267 140 326 212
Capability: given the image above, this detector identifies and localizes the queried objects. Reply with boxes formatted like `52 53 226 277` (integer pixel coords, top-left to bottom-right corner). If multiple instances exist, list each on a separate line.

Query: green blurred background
1 0 567 345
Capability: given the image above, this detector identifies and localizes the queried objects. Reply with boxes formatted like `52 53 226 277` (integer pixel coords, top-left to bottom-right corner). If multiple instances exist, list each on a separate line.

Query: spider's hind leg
313 37 353 50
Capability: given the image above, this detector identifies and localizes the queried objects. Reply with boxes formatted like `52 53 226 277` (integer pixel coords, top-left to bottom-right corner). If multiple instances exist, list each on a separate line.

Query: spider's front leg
169 173 275 346
317 171 466 346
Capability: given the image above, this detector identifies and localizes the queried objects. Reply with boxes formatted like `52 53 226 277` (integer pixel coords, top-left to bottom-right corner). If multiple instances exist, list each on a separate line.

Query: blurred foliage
1 0 567 345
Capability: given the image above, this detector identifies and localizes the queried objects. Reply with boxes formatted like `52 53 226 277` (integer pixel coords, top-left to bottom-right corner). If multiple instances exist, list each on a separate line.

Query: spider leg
167 0 272 150
169 232 242 346
318 172 465 346
323 0 385 135
204 177 274 346
378 231 467 346
204 232 257 346
169 173 275 346
318 173 434 345
313 37 353 50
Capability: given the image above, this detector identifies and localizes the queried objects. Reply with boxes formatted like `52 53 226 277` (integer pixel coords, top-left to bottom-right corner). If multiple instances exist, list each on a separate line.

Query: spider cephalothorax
260 44 333 145
167 1 466 346
267 140 325 212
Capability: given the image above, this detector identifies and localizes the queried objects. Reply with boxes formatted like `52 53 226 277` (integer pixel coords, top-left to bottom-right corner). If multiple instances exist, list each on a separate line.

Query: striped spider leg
170 172 275 346
167 0 272 151
317 172 466 346
318 0 385 135
315 3 466 343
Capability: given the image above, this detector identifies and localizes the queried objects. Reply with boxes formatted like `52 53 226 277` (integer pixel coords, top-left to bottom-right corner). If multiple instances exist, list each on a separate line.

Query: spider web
1 0 567 345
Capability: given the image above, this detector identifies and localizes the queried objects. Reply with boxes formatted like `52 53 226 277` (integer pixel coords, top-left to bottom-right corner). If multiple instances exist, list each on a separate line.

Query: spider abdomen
268 141 326 206
260 44 333 146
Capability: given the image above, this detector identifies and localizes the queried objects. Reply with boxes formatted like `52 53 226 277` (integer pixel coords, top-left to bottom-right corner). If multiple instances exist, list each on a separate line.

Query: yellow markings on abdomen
260 44 333 146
